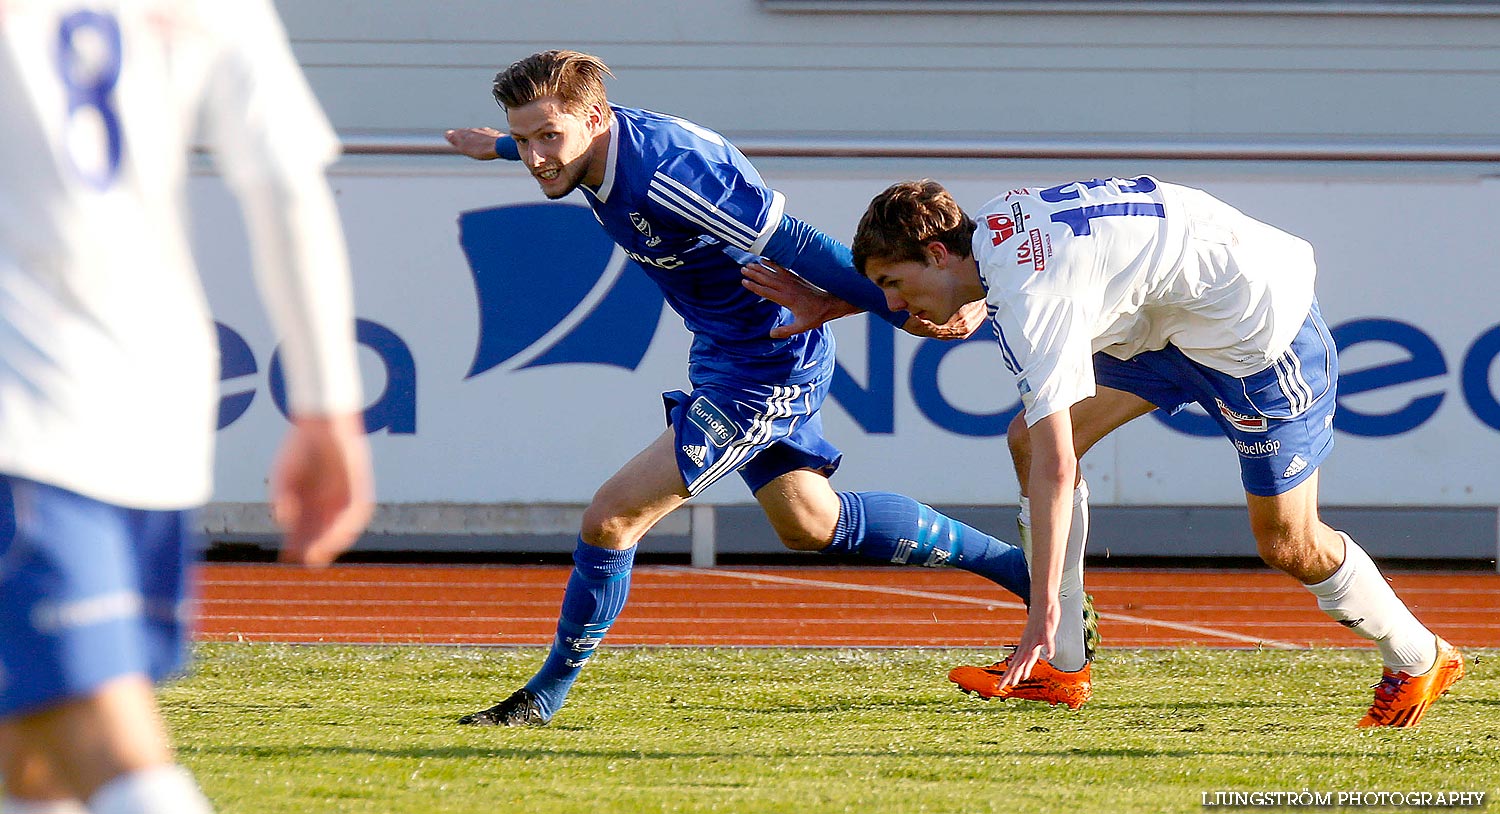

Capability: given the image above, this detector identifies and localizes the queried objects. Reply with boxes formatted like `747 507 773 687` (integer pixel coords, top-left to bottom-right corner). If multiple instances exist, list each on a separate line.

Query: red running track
195 564 1500 650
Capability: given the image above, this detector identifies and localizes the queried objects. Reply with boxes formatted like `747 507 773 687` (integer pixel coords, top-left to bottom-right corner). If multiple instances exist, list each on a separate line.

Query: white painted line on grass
661 566 1306 650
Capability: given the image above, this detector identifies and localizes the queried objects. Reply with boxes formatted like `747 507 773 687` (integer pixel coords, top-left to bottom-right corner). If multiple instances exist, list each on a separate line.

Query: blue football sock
524 538 636 719
824 491 1030 601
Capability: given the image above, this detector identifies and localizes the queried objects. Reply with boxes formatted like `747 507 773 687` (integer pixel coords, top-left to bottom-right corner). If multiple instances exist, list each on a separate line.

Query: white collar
588 113 620 203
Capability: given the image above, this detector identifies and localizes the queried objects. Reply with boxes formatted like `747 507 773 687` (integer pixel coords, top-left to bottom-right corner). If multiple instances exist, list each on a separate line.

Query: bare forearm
444 127 508 160
1026 411 1079 609
1027 464 1073 608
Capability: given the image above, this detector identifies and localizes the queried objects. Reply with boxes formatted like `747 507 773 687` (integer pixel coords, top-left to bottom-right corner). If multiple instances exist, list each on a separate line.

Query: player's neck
581 112 615 189
956 256 986 302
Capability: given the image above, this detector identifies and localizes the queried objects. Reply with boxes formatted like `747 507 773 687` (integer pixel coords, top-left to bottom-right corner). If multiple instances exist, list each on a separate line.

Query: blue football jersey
502 105 879 385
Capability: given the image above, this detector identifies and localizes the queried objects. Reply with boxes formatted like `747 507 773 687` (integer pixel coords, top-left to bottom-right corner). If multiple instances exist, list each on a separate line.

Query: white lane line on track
659 566 1306 650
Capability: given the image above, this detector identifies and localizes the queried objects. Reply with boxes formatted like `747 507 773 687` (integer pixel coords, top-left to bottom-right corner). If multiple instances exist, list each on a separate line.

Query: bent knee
580 502 641 548
1006 414 1030 461
1256 540 1299 574
1254 528 1325 579
777 530 830 552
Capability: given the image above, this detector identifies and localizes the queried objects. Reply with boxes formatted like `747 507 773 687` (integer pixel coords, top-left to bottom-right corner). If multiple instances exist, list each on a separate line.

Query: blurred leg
5 677 171 797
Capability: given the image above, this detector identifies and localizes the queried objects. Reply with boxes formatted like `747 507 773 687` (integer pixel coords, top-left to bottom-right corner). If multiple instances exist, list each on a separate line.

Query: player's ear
585 103 610 134
926 240 950 266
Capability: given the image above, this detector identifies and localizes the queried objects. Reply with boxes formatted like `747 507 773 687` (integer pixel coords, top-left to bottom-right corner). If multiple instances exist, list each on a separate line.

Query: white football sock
3 797 88 814
1016 494 1032 563
1305 532 1437 675
87 765 212 814
1017 480 1091 672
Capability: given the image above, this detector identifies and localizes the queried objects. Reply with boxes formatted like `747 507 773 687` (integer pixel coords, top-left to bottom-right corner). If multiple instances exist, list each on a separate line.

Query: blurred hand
741 259 861 339
900 299 988 340
444 127 505 160
271 412 374 567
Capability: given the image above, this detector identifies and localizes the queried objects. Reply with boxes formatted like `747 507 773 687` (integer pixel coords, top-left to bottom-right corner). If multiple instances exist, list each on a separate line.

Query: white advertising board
192 166 1500 509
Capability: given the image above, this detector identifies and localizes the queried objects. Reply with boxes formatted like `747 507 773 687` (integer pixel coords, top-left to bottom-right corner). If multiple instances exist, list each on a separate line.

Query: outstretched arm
444 127 520 161
743 259 989 340
741 260 861 339
757 214 908 327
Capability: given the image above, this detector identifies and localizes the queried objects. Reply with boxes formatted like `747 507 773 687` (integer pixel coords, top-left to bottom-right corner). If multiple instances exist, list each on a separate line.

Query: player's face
507 97 609 199
864 255 965 323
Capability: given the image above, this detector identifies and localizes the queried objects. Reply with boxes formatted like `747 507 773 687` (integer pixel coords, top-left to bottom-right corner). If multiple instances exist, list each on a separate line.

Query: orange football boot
1357 636 1464 728
948 654 1092 710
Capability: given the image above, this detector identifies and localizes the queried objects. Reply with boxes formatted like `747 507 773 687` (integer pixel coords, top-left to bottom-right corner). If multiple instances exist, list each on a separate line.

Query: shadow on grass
179 742 1382 762
715 698 1309 715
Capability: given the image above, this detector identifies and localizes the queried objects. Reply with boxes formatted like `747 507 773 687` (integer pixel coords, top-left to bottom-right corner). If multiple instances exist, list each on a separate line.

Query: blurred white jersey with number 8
0 0 361 509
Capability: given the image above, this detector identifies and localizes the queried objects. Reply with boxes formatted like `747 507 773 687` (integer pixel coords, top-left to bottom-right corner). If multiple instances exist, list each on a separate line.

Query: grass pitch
162 645 1498 814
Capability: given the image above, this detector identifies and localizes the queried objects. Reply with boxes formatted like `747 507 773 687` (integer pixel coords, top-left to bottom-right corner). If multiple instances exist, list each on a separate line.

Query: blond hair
492 50 613 114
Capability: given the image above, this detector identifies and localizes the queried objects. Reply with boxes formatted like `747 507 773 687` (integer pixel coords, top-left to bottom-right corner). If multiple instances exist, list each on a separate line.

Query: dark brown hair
492 50 613 114
852 180 975 275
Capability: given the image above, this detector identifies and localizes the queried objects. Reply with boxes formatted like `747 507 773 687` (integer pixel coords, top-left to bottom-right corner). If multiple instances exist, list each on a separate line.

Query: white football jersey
0 0 360 508
974 176 1316 426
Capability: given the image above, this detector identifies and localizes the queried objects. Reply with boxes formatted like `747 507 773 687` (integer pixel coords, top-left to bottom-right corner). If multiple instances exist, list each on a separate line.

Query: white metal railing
341 134 1500 163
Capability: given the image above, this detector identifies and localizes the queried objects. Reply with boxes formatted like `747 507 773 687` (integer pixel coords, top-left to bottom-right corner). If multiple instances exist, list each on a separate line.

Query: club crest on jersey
688 396 739 447
629 212 662 247
1216 399 1269 433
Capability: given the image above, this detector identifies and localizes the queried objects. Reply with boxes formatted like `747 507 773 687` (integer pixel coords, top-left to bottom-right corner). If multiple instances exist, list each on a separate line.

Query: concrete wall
275 1 1500 152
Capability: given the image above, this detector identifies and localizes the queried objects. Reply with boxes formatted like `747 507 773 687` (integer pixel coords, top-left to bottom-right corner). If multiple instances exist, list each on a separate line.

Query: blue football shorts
1093 299 1338 497
0 475 198 718
662 366 843 497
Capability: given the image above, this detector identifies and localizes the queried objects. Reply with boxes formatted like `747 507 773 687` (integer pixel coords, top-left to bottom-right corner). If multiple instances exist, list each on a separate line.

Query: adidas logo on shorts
1283 454 1309 479
681 445 708 467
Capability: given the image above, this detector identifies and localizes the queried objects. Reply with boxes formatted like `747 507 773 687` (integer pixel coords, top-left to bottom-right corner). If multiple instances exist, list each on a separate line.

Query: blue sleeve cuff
760 214 908 327
495 136 520 161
